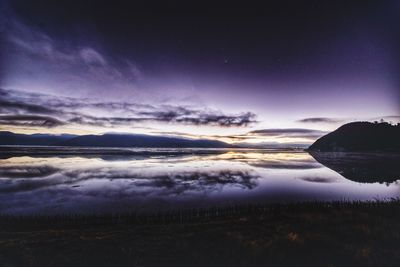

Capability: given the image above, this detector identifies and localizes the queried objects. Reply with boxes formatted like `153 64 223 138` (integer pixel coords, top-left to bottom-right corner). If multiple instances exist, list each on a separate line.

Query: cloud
297 117 340 123
382 116 400 120
79 47 107 66
0 88 257 128
153 127 325 145
4 18 105 69
151 131 249 142
298 116 400 125
1 88 329 144
2 12 145 97
0 115 64 127
369 115 400 123
299 176 336 183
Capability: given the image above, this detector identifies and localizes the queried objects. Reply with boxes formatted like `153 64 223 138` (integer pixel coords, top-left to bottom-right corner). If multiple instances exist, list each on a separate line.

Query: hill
307 122 400 152
0 131 76 146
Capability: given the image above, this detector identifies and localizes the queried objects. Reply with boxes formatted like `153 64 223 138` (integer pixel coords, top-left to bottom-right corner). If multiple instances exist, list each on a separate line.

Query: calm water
0 148 399 215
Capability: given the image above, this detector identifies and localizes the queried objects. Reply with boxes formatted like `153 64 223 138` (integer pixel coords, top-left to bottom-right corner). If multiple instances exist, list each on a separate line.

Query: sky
0 0 399 146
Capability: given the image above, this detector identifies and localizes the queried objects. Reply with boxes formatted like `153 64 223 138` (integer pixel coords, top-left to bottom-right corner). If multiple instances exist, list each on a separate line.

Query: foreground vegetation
0 201 399 266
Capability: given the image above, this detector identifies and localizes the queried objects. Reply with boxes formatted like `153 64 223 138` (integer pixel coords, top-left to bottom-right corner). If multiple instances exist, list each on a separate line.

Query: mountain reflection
309 152 400 183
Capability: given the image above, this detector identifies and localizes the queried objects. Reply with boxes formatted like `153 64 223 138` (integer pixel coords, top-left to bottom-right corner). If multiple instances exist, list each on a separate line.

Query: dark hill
307 122 400 152
58 133 230 148
0 131 231 148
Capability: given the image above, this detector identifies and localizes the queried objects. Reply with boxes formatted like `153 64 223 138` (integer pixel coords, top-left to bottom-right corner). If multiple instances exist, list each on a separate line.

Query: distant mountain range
0 131 77 146
0 131 231 148
4 121 397 150
308 122 400 152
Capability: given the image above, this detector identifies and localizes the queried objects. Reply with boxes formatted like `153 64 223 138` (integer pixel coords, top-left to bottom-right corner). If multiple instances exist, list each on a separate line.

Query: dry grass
0 200 399 267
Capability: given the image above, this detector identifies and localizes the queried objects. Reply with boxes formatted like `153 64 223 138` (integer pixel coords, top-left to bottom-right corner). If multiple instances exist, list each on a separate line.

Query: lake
0 148 399 215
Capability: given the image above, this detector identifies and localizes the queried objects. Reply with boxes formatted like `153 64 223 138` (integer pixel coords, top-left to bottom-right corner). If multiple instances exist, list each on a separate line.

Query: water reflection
298 176 337 183
0 150 399 215
0 166 60 178
310 152 400 183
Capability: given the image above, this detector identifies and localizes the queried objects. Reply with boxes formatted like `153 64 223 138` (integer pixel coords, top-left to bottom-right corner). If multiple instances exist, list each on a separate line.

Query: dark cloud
67 111 256 128
0 88 257 128
173 112 256 127
0 115 64 127
297 117 341 124
0 99 55 114
249 128 327 139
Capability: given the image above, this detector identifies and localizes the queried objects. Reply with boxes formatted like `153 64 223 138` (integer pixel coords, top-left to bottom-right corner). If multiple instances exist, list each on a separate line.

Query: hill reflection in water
309 152 400 183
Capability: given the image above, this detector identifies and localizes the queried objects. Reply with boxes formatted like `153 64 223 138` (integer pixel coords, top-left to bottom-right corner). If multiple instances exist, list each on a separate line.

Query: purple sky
0 0 399 145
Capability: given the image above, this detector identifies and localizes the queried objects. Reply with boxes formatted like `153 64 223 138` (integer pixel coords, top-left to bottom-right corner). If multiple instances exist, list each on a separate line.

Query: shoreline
1 200 398 228
1 200 399 266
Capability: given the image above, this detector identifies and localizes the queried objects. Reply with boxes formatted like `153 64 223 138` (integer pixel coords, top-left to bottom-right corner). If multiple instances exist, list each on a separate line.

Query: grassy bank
0 201 399 266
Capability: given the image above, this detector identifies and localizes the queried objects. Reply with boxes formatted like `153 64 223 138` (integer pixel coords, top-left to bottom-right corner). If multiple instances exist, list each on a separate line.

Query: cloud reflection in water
0 151 399 215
